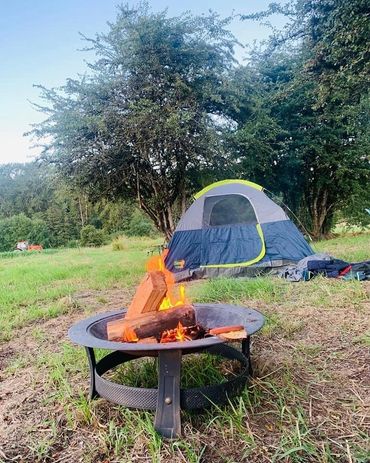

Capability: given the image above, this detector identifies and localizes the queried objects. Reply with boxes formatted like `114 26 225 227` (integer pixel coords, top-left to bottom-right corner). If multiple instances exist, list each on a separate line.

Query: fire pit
68 303 264 438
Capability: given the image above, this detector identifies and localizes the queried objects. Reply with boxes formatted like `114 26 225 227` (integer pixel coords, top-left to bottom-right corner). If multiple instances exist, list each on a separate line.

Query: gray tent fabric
175 182 288 231
165 180 314 280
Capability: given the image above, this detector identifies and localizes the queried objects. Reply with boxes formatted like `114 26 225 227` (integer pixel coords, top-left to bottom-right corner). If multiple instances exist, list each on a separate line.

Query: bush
126 210 155 237
80 225 106 247
0 213 51 252
66 239 80 248
112 235 128 251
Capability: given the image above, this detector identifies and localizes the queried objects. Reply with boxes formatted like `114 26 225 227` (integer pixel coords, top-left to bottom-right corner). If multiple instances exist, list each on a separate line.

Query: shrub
0 213 51 252
80 225 106 247
112 235 127 251
66 239 80 248
126 210 154 237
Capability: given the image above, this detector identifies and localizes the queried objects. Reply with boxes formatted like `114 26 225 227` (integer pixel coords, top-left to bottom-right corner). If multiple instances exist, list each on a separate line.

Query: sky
0 0 286 165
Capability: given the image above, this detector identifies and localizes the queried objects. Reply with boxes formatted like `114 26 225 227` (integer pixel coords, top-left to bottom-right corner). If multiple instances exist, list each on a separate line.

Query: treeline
0 163 154 251
18 1 370 241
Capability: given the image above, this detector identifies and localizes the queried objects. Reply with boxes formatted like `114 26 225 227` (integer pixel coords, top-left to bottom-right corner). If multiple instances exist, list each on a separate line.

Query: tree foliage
0 214 50 252
30 4 238 239
17 0 370 239
0 162 153 251
239 0 370 237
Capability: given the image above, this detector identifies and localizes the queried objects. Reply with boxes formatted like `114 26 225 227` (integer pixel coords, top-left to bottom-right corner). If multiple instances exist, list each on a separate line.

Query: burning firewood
107 304 196 341
137 337 158 344
107 253 245 345
160 322 191 343
122 327 139 343
125 271 167 319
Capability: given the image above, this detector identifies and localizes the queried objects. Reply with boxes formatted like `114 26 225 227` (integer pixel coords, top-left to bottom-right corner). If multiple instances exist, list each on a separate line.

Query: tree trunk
84 195 89 224
78 196 85 227
167 206 175 235
180 178 187 215
309 188 335 239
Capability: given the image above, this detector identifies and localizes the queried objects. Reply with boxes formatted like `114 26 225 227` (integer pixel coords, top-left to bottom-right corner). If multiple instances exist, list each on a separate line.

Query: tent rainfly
165 180 314 280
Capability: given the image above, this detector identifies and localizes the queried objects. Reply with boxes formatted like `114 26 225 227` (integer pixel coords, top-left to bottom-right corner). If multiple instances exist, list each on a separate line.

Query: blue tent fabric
201 225 263 266
261 220 313 263
165 180 314 280
166 229 202 272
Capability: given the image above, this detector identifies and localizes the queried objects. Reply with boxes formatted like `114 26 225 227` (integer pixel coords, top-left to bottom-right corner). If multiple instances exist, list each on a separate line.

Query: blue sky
0 1 286 165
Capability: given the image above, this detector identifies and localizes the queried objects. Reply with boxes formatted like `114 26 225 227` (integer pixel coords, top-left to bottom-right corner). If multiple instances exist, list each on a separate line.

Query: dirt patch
0 288 133 461
0 347 15 371
0 284 369 462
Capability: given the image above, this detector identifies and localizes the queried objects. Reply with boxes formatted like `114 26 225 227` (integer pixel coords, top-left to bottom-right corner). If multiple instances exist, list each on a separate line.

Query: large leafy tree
30 4 237 239
0 163 54 218
240 0 370 237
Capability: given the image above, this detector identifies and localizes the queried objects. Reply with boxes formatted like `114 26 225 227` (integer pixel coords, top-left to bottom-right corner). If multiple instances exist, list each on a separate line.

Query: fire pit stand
69 304 264 438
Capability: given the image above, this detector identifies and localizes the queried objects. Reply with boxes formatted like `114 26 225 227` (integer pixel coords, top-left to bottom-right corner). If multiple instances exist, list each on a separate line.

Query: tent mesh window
203 194 257 227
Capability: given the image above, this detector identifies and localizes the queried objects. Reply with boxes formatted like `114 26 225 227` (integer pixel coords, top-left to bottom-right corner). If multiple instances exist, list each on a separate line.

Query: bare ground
0 284 369 463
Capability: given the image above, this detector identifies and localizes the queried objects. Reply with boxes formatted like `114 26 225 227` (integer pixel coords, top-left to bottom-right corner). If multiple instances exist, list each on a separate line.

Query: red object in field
15 241 43 251
28 244 43 251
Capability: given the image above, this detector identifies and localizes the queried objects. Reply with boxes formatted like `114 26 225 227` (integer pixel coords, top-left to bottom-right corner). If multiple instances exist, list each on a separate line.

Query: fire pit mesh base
90 344 249 412
95 351 158 409
70 305 264 438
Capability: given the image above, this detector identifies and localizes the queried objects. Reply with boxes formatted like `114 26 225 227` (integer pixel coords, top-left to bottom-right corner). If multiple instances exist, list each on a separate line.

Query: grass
0 231 369 462
0 237 161 341
191 277 287 304
313 231 370 262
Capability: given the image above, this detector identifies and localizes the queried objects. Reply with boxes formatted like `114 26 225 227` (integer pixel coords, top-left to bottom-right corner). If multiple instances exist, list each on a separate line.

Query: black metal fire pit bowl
68 303 264 438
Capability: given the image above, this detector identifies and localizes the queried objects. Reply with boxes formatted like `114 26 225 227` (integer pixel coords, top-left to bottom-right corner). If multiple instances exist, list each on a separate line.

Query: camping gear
165 180 313 280
68 304 264 438
278 254 370 281
276 253 332 282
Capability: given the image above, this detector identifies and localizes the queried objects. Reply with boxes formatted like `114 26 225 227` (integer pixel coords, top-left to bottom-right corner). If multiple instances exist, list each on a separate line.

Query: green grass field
0 233 369 462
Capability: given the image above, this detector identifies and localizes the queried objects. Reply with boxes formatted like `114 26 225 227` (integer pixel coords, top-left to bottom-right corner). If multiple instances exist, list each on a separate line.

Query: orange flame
122 327 139 343
160 322 191 343
146 251 188 311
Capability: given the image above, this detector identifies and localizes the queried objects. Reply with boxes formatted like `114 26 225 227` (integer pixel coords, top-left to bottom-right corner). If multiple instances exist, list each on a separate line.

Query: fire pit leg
154 349 182 439
85 347 99 399
242 337 253 376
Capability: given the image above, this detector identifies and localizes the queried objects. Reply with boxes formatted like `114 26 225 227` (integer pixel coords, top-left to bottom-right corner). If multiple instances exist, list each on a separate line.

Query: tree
241 0 370 237
30 4 238 239
94 199 135 234
0 163 54 218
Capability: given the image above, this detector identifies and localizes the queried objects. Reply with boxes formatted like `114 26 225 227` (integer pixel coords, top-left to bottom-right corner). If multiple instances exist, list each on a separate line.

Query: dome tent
165 180 313 280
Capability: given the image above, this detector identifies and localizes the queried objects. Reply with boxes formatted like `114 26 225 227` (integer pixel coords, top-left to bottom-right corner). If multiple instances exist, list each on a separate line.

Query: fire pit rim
68 303 264 352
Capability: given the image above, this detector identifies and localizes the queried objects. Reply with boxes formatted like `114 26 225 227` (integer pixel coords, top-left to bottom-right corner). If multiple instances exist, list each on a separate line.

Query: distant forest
0 163 154 251
1 1 369 251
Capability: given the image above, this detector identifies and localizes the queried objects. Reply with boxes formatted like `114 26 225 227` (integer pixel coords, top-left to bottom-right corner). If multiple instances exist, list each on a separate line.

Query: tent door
200 194 265 268
200 223 265 268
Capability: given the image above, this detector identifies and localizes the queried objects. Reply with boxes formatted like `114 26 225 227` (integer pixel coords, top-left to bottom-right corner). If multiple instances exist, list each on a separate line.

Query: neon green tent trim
194 179 263 199
200 223 266 268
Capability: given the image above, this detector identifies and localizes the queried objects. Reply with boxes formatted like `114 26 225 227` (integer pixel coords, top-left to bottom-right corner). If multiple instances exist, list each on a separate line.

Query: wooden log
209 325 244 335
107 304 195 341
137 337 158 344
217 329 247 341
125 271 167 319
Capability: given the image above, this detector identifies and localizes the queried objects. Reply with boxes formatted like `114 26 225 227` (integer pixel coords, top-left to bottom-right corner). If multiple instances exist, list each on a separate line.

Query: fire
146 251 188 311
160 322 191 343
122 327 139 343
